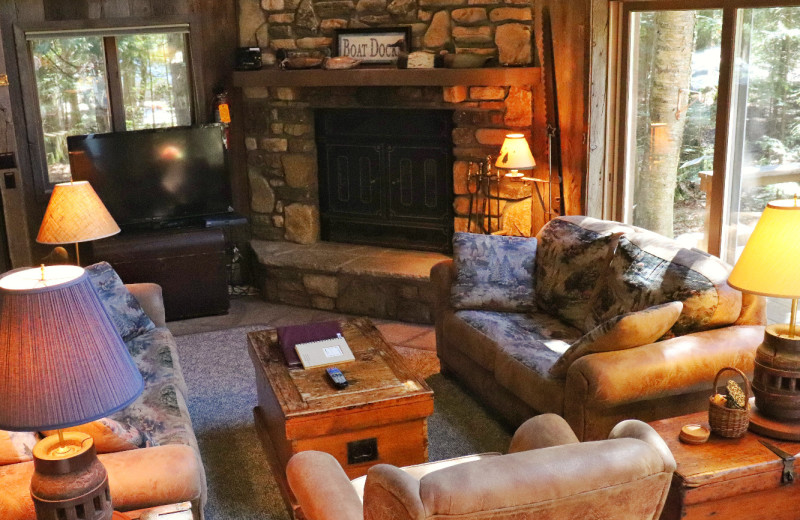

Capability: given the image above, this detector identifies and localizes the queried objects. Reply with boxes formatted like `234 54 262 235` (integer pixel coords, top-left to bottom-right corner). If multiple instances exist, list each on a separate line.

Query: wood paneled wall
0 0 238 265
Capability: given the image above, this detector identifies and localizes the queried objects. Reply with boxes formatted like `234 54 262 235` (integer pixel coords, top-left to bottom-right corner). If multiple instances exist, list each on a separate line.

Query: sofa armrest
287 451 362 520
609 420 676 472
430 260 456 319
565 324 764 406
508 414 579 453
126 283 166 328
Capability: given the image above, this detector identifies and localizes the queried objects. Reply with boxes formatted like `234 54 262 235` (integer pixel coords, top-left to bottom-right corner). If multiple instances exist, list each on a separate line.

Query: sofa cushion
451 232 538 312
588 233 742 335
534 218 625 331
87 262 156 342
0 431 37 465
43 417 153 454
549 302 683 378
126 327 190 398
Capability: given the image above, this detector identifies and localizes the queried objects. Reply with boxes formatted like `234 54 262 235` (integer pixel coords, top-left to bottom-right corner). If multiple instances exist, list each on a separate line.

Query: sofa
286 414 676 520
0 262 206 520
432 216 767 440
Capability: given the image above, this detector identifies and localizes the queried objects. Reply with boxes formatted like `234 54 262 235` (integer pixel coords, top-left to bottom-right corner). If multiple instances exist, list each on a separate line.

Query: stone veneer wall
239 0 536 245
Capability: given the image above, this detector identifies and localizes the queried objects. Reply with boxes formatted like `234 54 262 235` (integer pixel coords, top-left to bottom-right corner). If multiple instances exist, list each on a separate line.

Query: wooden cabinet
91 226 229 321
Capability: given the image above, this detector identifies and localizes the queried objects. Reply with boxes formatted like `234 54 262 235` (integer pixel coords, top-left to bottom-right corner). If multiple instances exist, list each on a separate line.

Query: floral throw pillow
549 301 683 378
43 417 154 454
0 430 38 465
86 262 156 342
450 232 538 312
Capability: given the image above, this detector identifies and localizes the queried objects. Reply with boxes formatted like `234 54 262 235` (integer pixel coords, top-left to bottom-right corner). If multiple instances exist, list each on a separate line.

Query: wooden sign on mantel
334 27 410 65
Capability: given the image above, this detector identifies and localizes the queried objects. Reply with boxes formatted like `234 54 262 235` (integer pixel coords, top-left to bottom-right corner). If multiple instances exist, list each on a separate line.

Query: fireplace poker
466 162 479 232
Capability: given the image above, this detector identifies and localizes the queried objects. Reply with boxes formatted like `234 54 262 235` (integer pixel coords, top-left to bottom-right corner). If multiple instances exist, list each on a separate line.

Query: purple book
277 320 343 368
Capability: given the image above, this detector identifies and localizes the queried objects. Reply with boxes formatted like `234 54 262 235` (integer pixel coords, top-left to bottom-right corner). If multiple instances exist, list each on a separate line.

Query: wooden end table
650 411 800 520
248 317 434 516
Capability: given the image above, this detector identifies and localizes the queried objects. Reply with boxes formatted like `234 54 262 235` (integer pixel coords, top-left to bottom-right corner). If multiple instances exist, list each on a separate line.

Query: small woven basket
708 366 751 438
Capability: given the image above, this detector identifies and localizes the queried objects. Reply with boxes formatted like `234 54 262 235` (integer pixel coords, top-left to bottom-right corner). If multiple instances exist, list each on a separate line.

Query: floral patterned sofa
0 262 206 520
432 216 767 440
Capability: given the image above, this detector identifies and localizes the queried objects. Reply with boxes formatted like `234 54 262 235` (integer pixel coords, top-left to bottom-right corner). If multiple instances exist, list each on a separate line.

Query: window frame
13 16 204 202
609 0 800 257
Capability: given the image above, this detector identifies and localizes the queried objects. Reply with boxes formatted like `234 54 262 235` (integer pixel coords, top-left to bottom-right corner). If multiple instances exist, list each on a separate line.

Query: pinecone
726 380 746 409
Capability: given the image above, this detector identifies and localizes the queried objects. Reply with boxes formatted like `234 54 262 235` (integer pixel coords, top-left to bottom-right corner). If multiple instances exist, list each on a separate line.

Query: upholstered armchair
287 414 676 520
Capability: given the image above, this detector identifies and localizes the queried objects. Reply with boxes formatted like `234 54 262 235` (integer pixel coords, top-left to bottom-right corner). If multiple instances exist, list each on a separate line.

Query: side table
650 411 800 520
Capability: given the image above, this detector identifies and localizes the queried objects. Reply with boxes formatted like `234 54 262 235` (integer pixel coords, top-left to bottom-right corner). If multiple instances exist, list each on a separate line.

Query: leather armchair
286 414 676 520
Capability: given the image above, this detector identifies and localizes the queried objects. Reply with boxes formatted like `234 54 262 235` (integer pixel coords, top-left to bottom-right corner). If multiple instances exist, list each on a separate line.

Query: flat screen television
68 124 232 229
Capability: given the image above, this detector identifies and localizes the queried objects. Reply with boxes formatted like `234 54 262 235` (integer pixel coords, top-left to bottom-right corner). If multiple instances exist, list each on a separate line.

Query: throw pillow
450 232 537 312
549 301 683 378
43 417 153 454
0 430 38 465
86 262 156 342
534 218 623 331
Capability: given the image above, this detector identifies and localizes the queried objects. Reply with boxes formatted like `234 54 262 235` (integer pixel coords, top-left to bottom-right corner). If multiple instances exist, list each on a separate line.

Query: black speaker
235 47 262 70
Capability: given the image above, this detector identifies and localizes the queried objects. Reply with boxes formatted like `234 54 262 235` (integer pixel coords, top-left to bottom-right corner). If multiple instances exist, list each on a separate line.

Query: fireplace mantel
233 67 540 88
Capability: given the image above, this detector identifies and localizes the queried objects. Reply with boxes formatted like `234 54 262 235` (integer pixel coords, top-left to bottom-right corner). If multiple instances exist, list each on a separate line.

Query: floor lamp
37 180 120 265
0 265 143 520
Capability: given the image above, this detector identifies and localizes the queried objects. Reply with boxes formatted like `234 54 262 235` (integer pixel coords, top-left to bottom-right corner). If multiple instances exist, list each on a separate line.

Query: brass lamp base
751 324 800 421
30 432 113 520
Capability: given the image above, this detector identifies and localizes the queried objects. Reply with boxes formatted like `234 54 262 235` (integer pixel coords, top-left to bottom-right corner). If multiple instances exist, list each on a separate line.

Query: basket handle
712 366 751 405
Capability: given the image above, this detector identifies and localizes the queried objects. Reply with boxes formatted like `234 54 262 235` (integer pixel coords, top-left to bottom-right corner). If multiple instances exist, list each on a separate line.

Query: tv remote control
326 367 348 389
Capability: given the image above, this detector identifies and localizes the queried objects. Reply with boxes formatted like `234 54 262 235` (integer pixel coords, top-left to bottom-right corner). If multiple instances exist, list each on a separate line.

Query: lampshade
727 199 800 299
495 134 535 173
0 265 143 431
37 181 120 245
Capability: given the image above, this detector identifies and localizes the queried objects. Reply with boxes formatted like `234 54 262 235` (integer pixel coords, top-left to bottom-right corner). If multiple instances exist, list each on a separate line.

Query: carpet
174 325 511 520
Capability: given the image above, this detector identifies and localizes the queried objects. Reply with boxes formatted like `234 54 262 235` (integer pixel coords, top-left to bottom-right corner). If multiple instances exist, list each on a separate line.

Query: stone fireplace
238 0 537 250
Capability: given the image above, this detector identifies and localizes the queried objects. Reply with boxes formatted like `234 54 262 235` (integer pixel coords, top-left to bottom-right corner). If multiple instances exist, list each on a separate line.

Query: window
29 27 193 184
613 1 800 323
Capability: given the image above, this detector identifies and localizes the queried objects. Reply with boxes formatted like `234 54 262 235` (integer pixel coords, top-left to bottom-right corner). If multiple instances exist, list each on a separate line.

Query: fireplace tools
466 158 501 234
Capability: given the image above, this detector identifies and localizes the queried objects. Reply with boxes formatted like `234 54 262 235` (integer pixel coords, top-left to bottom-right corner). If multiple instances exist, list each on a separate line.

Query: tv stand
90 226 229 321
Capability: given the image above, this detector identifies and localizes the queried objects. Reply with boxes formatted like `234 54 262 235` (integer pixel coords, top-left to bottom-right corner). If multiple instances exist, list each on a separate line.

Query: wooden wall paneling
530 0 550 234
152 0 192 17
14 1 45 24
586 0 610 218
130 0 154 17
101 0 133 18
0 2 38 266
543 0 590 216
42 0 89 21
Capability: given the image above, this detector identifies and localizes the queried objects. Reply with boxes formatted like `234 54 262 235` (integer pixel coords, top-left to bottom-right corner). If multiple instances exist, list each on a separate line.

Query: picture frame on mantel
334 27 411 65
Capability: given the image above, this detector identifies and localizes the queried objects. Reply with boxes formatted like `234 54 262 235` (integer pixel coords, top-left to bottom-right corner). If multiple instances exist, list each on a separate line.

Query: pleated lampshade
0 265 143 431
37 181 120 245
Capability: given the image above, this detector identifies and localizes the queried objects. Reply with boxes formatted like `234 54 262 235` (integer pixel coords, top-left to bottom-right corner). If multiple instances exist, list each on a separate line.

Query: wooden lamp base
748 401 800 441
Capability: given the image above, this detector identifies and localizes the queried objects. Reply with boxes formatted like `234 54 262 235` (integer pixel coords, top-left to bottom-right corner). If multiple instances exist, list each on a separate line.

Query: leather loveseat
432 216 766 440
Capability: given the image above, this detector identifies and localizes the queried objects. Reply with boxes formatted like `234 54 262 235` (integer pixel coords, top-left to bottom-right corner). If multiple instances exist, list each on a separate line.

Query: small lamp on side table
0 264 144 520
37 180 120 265
728 199 800 440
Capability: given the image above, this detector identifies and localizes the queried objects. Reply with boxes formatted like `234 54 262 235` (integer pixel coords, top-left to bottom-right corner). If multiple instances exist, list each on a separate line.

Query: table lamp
0 265 144 520
727 199 800 439
495 133 535 178
37 180 121 265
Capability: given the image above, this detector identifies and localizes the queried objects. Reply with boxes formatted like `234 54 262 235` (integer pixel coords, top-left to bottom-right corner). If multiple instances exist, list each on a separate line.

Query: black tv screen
68 125 232 229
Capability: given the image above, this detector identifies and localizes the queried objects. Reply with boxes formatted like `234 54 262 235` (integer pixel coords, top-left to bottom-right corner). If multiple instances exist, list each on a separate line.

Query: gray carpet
174 325 511 520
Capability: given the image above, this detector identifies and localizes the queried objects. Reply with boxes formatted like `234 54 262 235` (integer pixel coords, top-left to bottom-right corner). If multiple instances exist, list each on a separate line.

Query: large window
614 1 800 322
29 27 193 184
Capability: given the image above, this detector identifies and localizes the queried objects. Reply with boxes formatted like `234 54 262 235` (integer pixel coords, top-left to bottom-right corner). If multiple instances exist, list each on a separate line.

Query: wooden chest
650 411 800 520
247 318 434 514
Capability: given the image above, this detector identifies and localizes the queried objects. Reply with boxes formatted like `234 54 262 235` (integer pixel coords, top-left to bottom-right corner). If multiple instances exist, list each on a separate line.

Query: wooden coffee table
248 317 434 515
650 411 800 520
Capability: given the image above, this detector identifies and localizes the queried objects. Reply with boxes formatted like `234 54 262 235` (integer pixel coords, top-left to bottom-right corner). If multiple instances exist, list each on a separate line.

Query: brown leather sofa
432 216 766 440
287 414 676 520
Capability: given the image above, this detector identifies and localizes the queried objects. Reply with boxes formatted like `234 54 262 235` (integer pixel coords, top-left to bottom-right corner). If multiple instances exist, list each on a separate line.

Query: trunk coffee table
248 317 434 515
